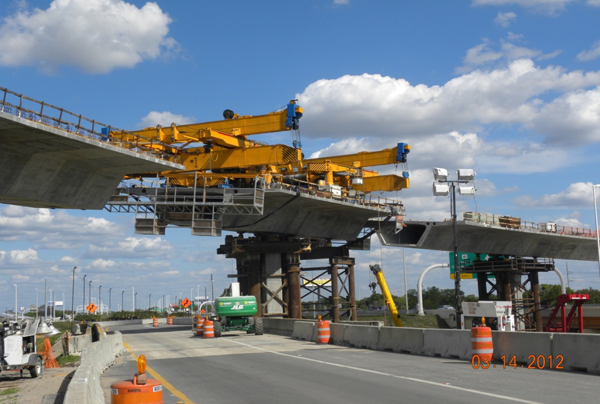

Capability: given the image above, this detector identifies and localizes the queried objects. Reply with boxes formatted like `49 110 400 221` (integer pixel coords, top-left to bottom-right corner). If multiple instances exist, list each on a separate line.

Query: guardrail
0 86 181 164
463 211 597 240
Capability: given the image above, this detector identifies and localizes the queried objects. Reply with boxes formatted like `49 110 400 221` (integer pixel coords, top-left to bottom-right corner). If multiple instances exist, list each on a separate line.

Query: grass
0 388 19 404
57 355 80 367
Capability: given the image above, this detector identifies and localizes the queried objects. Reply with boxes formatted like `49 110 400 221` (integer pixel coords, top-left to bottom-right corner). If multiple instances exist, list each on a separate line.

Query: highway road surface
102 324 599 404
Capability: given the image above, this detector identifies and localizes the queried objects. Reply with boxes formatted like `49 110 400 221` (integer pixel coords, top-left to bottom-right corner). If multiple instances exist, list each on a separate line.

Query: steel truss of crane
104 178 265 236
460 257 555 331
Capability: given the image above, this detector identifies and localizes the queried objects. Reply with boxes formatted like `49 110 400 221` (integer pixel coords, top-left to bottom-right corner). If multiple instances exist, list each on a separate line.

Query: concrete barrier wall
285 319 600 375
264 318 296 336
67 334 92 355
64 331 125 404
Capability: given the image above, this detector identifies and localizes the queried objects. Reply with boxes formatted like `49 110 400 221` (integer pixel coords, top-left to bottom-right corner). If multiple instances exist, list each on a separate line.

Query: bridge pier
218 235 358 322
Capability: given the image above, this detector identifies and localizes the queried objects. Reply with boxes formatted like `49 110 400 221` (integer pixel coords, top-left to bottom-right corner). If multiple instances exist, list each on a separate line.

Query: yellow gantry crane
369 264 403 327
111 100 411 195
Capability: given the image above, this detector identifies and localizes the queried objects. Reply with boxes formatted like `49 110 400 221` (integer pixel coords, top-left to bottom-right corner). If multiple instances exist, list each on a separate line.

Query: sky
1 0 600 314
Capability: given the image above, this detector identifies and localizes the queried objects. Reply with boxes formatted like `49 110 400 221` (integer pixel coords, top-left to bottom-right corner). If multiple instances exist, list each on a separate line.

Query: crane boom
115 101 303 147
369 264 402 327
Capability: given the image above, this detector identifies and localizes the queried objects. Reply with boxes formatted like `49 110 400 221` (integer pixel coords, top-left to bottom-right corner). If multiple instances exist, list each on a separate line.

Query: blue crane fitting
286 103 302 130
397 142 410 163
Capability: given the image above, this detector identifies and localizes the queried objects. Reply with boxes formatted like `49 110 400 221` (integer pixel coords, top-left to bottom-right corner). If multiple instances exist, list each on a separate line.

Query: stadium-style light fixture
432 167 477 329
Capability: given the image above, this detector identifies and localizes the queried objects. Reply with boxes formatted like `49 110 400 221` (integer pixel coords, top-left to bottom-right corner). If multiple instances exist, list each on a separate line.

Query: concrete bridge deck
376 219 600 261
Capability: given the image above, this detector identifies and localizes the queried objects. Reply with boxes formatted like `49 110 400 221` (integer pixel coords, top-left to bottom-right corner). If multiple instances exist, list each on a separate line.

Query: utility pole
83 274 86 313
71 266 76 324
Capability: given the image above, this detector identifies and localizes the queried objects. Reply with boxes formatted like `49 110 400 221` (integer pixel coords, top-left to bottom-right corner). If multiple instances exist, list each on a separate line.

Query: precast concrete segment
0 111 184 209
223 188 387 240
377 220 599 261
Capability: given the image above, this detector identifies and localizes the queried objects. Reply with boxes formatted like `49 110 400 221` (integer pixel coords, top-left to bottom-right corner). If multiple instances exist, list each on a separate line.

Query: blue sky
1 0 600 313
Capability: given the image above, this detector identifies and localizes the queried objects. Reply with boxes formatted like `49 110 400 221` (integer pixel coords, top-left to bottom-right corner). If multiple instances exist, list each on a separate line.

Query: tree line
357 285 600 311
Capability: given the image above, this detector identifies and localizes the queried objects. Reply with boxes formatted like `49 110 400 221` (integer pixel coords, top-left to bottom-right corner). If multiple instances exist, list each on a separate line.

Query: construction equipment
112 100 410 196
369 264 402 327
211 295 263 337
0 318 44 378
199 282 262 337
544 293 589 333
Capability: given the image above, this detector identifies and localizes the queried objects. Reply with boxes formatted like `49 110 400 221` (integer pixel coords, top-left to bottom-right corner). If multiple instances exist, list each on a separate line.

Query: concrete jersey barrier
282 318 600 375
64 330 125 404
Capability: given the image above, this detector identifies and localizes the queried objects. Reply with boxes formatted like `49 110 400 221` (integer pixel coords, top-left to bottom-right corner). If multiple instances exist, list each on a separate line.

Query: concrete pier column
263 253 284 315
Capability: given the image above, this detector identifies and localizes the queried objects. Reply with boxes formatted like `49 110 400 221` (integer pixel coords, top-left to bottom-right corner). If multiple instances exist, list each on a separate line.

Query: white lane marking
225 338 542 404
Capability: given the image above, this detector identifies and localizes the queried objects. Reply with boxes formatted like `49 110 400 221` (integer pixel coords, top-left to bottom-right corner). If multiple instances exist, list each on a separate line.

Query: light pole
35 288 38 319
109 288 112 314
99 285 102 315
593 184 600 277
49 289 52 318
83 274 86 313
89 280 92 306
62 293 65 318
121 291 124 313
433 167 476 329
13 283 17 322
135 292 137 312
149 294 151 311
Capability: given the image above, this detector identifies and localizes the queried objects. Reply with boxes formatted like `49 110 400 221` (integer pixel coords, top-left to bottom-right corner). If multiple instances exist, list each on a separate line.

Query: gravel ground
0 365 77 404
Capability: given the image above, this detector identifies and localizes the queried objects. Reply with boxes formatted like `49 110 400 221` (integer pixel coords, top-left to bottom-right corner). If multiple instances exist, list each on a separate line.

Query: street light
49 289 52 318
121 291 124 313
593 184 600 277
109 288 112 315
13 283 17 322
35 288 38 319
89 280 92 306
135 292 137 312
83 274 87 313
99 285 102 315
433 167 476 329
149 294 151 311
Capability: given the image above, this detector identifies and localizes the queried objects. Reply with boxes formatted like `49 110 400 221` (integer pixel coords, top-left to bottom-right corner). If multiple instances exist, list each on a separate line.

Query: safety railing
463 211 597 240
0 86 182 165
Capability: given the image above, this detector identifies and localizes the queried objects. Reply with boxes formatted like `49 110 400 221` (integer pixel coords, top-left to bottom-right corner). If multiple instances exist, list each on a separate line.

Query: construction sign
87 303 97 313
181 298 191 308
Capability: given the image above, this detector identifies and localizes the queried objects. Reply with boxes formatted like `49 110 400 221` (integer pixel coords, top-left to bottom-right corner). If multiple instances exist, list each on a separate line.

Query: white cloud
0 248 40 266
297 60 600 148
0 205 125 247
334 0 350 4
494 12 517 27
472 0 575 14
587 0 600 5
137 111 196 128
458 40 560 72
85 236 174 259
578 41 600 61
514 182 594 209
0 0 177 74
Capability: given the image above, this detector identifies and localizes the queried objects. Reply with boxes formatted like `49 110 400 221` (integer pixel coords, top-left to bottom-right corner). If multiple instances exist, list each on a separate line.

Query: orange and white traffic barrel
203 319 214 338
471 318 493 362
166 316 173 325
152 318 158 328
195 317 205 337
111 355 163 404
317 316 330 344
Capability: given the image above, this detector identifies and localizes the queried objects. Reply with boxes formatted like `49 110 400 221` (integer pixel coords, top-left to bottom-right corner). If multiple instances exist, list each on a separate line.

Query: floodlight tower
433 167 476 329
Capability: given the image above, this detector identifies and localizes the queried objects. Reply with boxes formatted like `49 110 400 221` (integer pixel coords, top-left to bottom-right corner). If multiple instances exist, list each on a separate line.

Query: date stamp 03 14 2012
471 354 565 370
